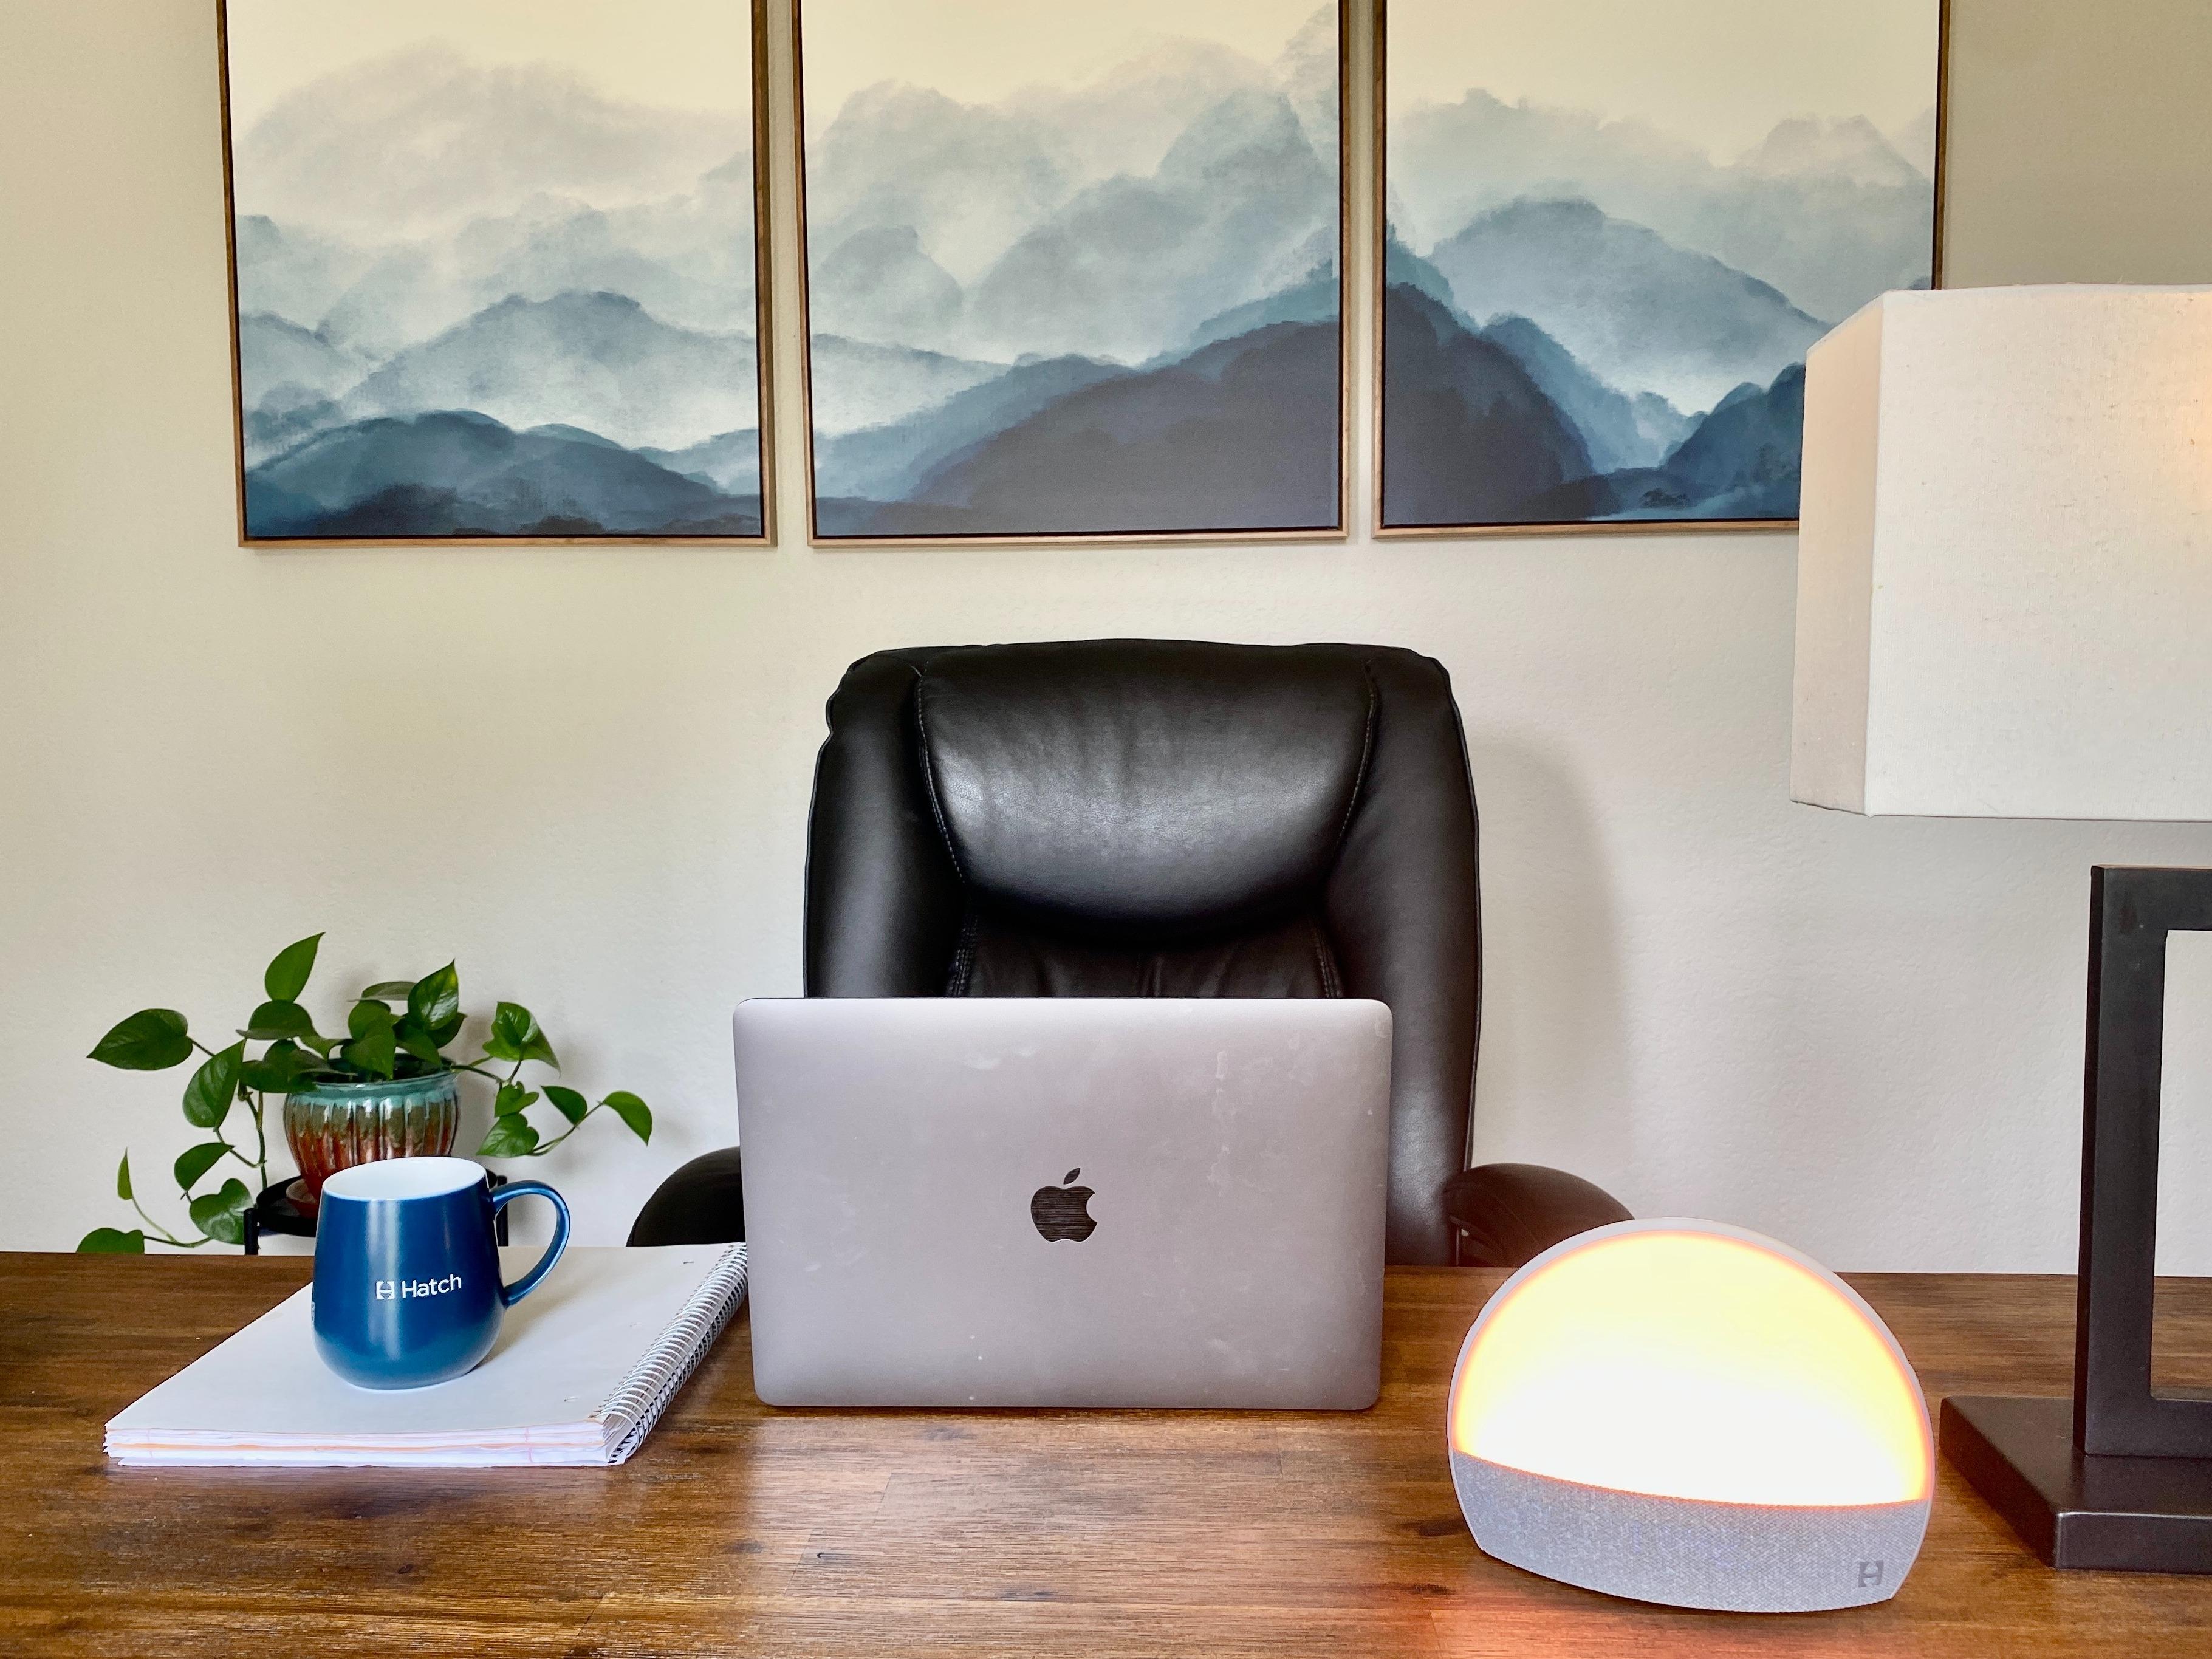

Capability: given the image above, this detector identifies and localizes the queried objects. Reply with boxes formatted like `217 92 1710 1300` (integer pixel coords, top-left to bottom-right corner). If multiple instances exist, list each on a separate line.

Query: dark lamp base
1942 1395 2212 1573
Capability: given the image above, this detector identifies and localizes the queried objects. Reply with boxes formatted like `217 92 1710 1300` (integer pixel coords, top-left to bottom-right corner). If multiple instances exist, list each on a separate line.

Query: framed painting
217 1 774 546
793 0 1349 544
1376 0 1946 535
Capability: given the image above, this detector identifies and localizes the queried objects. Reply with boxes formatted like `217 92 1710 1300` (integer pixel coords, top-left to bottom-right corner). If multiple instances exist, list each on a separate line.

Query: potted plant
80 934 651 1252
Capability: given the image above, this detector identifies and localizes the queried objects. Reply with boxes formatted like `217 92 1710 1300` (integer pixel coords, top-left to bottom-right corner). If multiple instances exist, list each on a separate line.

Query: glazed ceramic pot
282 1070 461 1205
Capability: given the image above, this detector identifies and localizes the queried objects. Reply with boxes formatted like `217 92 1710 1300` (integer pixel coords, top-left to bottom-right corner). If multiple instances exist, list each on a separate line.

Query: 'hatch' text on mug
375 1274 465 1301
314 1158 569 1388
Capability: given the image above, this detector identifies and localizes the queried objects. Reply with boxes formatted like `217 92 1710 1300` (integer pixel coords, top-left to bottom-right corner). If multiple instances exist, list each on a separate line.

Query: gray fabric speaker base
1452 1451 1930 1612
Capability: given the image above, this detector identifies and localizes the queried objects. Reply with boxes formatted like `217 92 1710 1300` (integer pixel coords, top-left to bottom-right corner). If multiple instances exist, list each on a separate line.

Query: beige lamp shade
1792 286 2212 819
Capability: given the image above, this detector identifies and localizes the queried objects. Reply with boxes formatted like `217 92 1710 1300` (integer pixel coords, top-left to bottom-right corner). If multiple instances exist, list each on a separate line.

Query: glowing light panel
1449 1222 1931 1509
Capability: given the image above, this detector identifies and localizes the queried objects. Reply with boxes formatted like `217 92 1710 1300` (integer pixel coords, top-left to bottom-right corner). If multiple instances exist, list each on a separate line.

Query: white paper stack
106 1244 747 1467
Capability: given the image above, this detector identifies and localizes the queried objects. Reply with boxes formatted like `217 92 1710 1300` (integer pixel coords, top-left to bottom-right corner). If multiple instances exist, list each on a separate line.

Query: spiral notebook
105 1244 747 1468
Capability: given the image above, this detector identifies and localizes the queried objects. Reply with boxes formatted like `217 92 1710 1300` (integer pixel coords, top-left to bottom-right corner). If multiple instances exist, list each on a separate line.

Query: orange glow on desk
1449 1225 1932 1508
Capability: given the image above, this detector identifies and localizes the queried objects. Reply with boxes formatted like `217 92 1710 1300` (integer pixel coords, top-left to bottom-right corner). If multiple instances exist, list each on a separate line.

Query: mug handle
488 1180 572 1307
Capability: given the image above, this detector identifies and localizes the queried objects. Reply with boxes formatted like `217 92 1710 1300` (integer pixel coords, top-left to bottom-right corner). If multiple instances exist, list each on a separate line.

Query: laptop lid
737 997 1392 1409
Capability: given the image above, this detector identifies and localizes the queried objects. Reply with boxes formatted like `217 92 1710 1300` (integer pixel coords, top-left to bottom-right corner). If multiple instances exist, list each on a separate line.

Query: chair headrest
914 641 1375 933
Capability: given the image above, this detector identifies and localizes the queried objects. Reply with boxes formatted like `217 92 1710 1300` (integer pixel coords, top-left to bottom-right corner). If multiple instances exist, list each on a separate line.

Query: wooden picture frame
216 0 777 548
790 0 1352 547
1371 0 1950 539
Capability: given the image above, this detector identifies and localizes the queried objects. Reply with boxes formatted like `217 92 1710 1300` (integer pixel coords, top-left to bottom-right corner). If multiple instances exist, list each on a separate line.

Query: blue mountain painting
797 4 1343 539
236 289 769 538
225 37 769 541
1382 258 1808 526
245 411 762 538
1381 54 1938 529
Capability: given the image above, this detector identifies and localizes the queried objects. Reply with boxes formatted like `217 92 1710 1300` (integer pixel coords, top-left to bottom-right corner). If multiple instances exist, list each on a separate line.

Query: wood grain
4 1254 2209 1657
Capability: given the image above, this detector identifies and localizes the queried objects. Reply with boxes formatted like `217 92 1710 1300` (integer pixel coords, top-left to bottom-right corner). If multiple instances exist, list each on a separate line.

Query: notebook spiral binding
597 1243 749 1463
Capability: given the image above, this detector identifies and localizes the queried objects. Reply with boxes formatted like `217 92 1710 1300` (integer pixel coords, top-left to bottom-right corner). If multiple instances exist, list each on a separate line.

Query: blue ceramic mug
312 1155 570 1390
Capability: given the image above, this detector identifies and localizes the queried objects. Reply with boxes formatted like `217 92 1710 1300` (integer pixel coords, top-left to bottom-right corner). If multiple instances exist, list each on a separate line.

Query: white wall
5 1 2211 1268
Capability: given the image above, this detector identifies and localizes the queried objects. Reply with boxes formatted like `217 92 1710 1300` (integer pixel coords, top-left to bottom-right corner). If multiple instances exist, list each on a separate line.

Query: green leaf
173 1140 230 1192
188 1178 252 1246
484 1002 536 1064
408 963 461 1029
347 999 397 1039
263 933 323 1002
116 1151 133 1201
240 999 318 1044
429 1013 465 1048
392 1013 448 1068
358 980 415 1001
476 1115 539 1158
493 1083 538 1118
78 1228 146 1254
240 1039 323 1095
341 1028 397 1079
181 1041 245 1129
89 1009 193 1071
543 1084 589 1125
603 1090 652 1143
483 1003 560 1069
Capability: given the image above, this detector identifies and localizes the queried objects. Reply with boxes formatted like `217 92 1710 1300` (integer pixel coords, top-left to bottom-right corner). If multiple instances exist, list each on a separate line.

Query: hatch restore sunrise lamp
1447 1220 1933 1613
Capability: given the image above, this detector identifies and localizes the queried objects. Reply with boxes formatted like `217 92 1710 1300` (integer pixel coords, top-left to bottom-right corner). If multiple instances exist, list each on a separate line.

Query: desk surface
5 1256 2211 1657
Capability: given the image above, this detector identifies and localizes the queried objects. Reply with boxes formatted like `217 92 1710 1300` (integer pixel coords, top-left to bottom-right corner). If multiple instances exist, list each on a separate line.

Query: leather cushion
914 640 1375 937
951 905 1340 998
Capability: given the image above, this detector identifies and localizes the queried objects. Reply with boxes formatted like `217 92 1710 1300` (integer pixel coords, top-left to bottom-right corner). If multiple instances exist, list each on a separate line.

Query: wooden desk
4 1256 2210 1657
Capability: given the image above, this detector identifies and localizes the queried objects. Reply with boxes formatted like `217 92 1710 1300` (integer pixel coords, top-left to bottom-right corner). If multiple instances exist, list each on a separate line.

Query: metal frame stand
1942 866 2212 1572
243 1170 510 1255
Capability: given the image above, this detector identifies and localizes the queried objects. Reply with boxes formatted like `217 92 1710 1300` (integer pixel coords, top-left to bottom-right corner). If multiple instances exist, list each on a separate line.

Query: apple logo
1030 1168 1098 1242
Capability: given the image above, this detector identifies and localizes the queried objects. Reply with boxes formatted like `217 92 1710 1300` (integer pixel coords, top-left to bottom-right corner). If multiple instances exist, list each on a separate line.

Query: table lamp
1793 284 2212 1572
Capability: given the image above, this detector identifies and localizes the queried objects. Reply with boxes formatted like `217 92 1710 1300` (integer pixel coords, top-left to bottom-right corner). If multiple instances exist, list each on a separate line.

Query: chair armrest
628 1147 746 1247
1442 1161 1631 1270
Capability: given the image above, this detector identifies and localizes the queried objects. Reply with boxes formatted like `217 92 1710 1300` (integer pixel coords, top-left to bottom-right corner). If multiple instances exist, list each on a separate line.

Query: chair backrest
803 640 1482 1264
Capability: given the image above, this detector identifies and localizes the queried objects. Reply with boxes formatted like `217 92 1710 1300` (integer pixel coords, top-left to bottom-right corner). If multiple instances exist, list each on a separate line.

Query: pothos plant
80 933 651 1253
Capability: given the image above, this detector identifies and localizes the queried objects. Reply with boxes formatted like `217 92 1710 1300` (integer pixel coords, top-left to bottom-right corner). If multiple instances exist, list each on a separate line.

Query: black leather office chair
631 640 1628 1265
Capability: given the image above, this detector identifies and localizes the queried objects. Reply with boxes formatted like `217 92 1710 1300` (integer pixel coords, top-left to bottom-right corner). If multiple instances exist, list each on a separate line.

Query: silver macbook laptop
736 997 1392 1410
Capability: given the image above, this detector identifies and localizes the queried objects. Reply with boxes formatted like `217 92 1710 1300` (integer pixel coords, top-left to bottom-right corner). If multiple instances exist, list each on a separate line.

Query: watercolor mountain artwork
1380 0 1942 530
221 1 769 542
796 0 1344 539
